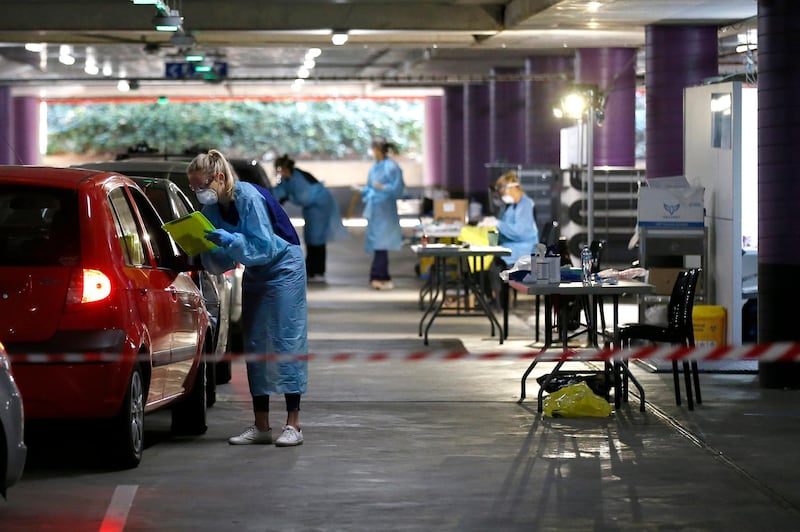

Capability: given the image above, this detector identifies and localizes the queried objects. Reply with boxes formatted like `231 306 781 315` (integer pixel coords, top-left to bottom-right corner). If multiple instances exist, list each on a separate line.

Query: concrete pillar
525 55 573 166
575 48 637 167
463 82 491 198
489 67 525 164
442 85 464 193
423 95 443 187
13 96 40 165
645 25 718 178
757 0 800 388
0 87 13 164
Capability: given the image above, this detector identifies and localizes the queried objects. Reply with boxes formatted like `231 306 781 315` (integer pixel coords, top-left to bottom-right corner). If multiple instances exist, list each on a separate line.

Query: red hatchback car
0 166 209 468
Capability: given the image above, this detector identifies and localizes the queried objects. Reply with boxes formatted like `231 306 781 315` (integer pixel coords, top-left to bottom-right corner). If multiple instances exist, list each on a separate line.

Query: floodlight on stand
331 30 349 46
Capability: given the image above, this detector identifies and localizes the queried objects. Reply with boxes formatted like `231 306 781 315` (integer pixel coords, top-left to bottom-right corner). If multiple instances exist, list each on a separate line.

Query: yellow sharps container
692 305 727 347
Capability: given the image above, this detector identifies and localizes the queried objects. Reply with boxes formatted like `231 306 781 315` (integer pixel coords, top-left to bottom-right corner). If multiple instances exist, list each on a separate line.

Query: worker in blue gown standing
188 149 307 447
272 154 348 283
360 136 406 290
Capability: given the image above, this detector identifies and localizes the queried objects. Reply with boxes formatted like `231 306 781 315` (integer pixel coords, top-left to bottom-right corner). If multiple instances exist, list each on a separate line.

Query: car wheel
171 359 208 436
226 320 244 356
215 359 232 385
206 355 217 408
111 365 144 469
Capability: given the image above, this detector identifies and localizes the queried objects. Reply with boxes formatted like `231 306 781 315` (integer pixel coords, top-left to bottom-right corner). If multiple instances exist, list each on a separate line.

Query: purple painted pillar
424 95 443 187
575 48 637 167
525 55 573 165
0 87 13 165
442 85 464 193
645 26 718 178
463 83 491 197
757 0 800 387
490 67 525 164
13 96 39 165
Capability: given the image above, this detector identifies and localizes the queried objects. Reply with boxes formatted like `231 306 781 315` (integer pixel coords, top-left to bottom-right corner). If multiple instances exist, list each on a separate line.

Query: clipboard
161 211 218 256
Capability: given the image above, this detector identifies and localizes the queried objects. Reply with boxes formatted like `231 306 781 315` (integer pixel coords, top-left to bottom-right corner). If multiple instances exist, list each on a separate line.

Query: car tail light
67 268 112 304
0 341 9 371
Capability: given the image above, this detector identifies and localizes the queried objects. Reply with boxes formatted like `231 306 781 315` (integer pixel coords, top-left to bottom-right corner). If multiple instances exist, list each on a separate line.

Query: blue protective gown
271 169 348 246
361 157 405 252
199 181 308 395
496 193 539 266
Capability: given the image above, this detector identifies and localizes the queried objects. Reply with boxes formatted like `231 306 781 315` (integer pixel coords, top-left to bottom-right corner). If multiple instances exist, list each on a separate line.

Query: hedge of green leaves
47 98 424 160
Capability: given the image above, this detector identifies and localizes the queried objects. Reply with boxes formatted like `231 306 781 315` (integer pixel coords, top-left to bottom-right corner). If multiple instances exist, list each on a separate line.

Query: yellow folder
161 211 218 256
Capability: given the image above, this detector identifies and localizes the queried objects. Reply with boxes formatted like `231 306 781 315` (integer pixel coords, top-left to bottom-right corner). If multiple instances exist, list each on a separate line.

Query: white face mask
501 194 515 204
196 188 218 205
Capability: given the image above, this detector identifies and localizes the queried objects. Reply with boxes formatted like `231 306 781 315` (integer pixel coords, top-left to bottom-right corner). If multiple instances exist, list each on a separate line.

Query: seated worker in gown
485 171 539 303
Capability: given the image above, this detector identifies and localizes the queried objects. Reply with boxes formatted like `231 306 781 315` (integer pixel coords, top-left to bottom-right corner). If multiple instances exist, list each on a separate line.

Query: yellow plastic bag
542 381 612 418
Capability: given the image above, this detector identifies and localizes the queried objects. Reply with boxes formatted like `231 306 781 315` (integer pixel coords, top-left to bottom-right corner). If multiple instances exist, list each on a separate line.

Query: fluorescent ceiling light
131 0 162 4
185 54 204 62
58 45 75 66
331 31 349 46
153 10 183 32
171 30 196 47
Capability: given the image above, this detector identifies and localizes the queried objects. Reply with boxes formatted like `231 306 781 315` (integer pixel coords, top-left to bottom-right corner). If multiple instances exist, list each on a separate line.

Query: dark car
0 166 209 468
126 175 233 400
228 158 273 189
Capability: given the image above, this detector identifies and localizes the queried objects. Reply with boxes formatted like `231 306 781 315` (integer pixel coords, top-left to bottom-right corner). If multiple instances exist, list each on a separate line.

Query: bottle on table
581 245 593 286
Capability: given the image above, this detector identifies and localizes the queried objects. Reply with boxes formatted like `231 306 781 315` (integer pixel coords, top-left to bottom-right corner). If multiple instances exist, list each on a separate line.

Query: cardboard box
433 199 468 223
647 267 685 296
693 305 727 347
637 186 705 228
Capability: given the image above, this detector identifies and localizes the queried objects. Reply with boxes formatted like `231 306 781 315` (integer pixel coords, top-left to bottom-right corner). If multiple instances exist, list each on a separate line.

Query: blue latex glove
205 228 236 247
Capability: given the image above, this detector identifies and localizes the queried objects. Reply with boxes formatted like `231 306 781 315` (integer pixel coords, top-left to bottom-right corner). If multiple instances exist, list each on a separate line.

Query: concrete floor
3 226 800 531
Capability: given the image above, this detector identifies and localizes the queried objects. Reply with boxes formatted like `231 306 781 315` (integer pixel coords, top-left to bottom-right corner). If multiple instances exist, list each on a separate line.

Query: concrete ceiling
0 0 758 99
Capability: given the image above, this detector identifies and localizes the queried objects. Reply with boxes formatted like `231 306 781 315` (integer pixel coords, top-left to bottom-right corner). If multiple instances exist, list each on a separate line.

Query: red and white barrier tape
9 342 800 364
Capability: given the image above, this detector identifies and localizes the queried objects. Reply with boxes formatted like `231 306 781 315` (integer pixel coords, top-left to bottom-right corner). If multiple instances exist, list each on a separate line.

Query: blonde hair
495 171 520 189
187 149 236 199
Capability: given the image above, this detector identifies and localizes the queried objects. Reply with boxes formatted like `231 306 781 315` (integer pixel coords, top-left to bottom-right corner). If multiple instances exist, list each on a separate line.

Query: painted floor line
99 485 138 532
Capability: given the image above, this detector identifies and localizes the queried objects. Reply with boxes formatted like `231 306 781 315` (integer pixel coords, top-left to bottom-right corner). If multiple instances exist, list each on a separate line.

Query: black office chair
609 268 703 410
529 222 560 342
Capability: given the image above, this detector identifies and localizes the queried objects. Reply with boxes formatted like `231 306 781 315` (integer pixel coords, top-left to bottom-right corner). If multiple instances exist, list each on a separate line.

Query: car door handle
167 286 178 301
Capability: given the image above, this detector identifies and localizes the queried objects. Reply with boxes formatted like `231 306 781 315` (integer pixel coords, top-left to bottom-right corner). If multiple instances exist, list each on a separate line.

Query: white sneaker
228 425 273 445
275 425 304 447
377 280 394 290
308 274 327 284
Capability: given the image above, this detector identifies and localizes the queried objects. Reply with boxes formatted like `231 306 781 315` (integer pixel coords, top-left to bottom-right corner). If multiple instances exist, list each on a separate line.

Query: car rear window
0 185 80 266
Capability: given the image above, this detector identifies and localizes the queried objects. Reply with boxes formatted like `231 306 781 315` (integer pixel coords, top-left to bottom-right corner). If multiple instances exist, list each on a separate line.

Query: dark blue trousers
370 250 391 281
